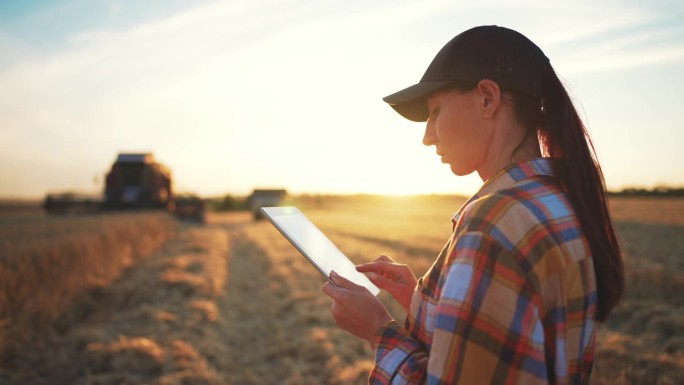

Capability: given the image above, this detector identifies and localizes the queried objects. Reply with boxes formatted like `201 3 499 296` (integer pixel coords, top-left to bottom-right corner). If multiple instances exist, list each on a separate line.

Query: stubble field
0 196 682 384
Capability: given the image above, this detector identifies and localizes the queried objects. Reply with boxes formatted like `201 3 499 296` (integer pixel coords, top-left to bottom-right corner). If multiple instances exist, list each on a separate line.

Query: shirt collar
451 157 557 226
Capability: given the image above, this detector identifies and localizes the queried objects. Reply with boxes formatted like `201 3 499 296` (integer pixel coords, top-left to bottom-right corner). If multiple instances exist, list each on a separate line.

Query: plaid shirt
369 158 597 385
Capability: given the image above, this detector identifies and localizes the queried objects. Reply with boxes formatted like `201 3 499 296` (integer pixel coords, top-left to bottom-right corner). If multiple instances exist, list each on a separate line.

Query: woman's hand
322 271 392 348
356 255 417 314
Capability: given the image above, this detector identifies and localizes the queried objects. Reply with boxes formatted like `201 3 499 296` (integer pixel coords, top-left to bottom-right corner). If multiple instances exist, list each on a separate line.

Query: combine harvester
44 153 204 222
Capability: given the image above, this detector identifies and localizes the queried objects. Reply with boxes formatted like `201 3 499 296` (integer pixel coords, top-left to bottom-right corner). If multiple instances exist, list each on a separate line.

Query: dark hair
443 69 624 322
512 67 624 322
388 25 623 321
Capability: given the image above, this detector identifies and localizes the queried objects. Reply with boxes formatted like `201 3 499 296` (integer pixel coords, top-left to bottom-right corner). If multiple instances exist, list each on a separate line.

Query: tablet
261 206 380 296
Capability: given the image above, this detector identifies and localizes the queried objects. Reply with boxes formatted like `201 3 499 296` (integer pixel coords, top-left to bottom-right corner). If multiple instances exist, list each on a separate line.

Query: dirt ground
0 212 376 385
591 199 684 385
0 197 682 384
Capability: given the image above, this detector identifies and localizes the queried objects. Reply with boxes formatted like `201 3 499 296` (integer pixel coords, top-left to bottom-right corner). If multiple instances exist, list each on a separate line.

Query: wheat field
0 196 682 384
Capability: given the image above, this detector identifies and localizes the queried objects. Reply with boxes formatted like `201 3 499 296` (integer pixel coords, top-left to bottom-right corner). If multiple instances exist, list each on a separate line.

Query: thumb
330 271 366 292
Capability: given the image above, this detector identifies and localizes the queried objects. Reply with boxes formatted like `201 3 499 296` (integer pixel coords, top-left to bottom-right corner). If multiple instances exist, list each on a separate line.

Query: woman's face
423 88 493 176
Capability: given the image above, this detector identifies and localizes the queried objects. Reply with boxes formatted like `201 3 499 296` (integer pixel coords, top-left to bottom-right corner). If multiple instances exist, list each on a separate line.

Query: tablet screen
261 206 380 296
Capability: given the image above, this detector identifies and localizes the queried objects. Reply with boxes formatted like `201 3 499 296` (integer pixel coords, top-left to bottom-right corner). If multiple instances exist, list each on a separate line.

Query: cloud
0 32 38 69
1 0 683 197
0 1 439 196
562 43 684 73
522 2 684 73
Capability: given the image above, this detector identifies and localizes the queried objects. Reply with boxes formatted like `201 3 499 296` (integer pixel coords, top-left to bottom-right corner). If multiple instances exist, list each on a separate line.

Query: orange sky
1 1 683 199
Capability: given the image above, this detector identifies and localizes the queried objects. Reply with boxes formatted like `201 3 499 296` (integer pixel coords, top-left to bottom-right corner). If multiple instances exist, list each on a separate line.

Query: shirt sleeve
369 319 429 384
370 230 547 385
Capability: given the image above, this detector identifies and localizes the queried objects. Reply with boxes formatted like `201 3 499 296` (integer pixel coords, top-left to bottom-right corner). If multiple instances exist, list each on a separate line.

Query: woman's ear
477 79 501 119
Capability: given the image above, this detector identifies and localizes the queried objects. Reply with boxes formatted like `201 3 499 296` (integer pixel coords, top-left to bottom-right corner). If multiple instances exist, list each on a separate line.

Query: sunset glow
1 0 682 199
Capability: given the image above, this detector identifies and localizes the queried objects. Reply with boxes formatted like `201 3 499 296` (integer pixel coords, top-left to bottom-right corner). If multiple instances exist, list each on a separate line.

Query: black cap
383 25 550 122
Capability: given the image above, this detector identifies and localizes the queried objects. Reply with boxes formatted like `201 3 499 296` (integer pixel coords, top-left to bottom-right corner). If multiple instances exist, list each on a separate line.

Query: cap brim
382 80 452 122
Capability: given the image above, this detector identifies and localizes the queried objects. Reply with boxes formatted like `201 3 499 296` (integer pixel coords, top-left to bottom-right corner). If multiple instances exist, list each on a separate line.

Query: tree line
608 187 684 197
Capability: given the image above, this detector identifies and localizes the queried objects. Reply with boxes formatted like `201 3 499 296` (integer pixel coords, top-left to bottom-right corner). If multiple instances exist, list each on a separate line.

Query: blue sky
1 0 683 198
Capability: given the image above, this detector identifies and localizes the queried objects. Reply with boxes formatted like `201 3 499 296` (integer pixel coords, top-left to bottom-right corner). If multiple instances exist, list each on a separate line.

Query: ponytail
456 66 624 321
535 67 624 322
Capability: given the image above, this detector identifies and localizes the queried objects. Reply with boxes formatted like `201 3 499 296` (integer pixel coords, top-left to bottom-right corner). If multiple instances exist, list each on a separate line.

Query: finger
331 301 341 315
354 255 393 271
356 266 391 283
330 271 367 293
322 281 341 298
357 261 406 276
367 272 403 291
356 261 394 272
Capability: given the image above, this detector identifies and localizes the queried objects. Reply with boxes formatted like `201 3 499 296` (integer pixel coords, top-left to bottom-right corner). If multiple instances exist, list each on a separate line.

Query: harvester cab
104 153 172 210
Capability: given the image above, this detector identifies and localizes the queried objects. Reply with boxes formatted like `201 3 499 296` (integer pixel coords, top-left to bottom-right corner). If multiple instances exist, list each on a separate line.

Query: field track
1 196 682 384
1 212 376 385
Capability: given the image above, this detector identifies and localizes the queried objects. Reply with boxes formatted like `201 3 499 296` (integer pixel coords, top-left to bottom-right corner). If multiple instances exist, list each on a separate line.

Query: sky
1 0 683 199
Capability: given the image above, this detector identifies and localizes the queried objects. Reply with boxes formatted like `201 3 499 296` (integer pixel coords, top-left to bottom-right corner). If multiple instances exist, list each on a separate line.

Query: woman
322 25 624 385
